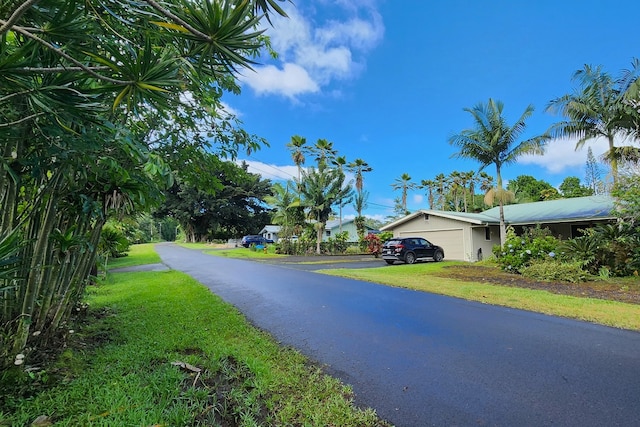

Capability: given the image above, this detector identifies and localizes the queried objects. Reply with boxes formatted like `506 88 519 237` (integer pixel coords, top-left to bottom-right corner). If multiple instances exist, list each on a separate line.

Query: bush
520 260 589 283
493 226 559 272
364 233 381 258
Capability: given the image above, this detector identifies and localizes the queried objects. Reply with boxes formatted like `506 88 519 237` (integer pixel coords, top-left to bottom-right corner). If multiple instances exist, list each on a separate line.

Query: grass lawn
2 244 387 426
107 243 161 269
321 262 640 331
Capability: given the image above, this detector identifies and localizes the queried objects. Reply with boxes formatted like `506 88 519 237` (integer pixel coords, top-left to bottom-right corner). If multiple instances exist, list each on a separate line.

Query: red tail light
394 244 404 253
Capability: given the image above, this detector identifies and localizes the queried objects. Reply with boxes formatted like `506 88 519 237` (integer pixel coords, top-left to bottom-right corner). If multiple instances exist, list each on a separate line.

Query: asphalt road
154 243 640 427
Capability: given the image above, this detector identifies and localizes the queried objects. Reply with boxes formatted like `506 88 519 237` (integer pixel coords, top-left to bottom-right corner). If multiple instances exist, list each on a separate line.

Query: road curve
154 243 640 427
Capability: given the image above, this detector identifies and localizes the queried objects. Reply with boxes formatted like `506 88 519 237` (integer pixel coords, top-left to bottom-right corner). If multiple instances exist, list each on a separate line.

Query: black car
381 237 444 265
241 235 274 247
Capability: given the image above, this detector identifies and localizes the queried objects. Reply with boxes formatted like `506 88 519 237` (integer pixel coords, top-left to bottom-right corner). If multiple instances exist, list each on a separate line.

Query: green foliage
0 0 285 368
99 224 130 259
507 175 557 202
493 226 559 272
321 231 350 254
559 176 594 198
560 223 640 277
520 260 589 283
378 231 394 243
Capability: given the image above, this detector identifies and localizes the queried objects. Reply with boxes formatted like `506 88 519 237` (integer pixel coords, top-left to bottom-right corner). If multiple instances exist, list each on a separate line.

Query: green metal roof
482 195 615 224
381 195 615 230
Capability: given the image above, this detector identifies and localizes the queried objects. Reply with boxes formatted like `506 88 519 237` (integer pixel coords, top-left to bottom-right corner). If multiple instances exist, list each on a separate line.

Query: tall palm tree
311 138 337 168
286 135 307 184
434 173 447 210
464 170 477 212
420 179 436 209
449 99 550 246
348 158 373 194
331 155 349 232
347 158 372 238
391 173 416 215
353 190 369 241
299 163 353 254
547 65 636 185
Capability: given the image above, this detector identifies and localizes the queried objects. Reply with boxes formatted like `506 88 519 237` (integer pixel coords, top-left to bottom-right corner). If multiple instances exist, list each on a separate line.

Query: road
155 243 640 427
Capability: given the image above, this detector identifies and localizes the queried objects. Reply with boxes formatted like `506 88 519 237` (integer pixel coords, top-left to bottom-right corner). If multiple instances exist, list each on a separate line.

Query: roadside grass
4 255 387 426
321 262 640 331
107 243 161 269
203 247 286 259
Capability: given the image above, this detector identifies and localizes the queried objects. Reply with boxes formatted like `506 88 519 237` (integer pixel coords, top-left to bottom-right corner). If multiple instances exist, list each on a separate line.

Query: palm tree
331 155 350 232
347 158 372 238
348 158 373 194
353 190 369 241
299 163 353 254
547 65 636 185
286 135 307 184
434 173 447 210
311 138 337 168
264 182 300 237
391 173 416 215
449 99 550 246
420 179 436 209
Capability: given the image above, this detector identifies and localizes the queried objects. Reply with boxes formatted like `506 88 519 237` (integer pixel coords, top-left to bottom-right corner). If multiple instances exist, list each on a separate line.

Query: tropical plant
449 99 550 246
391 173 416 215
286 135 307 184
348 158 372 238
0 0 286 369
298 164 353 254
547 64 640 184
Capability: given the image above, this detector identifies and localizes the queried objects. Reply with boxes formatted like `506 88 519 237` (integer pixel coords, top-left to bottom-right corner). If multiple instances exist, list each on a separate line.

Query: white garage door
400 229 464 261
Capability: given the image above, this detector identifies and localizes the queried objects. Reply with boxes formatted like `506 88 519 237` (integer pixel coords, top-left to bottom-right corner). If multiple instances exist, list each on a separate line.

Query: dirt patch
435 264 640 305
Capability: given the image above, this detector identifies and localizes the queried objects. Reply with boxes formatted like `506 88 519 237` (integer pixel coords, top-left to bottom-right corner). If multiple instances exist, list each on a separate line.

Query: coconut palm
547 65 637 184
391 173 416 215
449 99 550 246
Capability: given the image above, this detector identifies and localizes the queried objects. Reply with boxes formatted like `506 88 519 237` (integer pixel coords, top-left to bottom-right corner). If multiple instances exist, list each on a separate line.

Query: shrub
493 226 559 272
364 233 381 258
520 260 589 283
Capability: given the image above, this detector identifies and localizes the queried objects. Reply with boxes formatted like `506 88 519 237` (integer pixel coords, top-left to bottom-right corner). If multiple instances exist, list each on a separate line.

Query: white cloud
239 159 298 181
240 63 319 98
519 136 611 173
412 194 424 205
241 2 384 99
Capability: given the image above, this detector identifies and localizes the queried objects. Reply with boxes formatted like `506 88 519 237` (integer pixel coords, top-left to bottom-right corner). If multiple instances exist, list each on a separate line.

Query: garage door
400 229 464 261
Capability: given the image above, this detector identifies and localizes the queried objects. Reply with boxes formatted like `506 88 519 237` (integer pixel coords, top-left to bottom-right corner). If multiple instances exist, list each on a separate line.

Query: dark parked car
241 235 274 247
382 237 444 265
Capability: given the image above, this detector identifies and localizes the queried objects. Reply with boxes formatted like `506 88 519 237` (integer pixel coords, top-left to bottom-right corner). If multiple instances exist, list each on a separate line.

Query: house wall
390 214 473 261
471 225 501 261
324 221 361 242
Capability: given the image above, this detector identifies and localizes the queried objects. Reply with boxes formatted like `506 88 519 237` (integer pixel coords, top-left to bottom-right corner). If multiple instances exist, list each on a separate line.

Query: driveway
154 243 640 427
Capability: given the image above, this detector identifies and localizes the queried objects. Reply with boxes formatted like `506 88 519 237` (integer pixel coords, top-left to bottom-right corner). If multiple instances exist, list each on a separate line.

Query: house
323 218 378 242
259 219 378 243
380 195 616 262
259 225 281 242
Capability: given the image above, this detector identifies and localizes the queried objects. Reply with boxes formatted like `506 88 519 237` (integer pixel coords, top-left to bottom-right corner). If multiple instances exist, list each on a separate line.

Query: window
485 227 491 240
423 214 430 221
326 230 331 237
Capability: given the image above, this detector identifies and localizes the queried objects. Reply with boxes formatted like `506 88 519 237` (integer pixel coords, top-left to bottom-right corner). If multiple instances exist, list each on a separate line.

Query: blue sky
227 0 640 221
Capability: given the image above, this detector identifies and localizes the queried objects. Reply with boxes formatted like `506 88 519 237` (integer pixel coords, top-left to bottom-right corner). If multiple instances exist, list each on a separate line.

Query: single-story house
259 219 378 243
259 225 281 242
380 195 616 262
324 218 378 242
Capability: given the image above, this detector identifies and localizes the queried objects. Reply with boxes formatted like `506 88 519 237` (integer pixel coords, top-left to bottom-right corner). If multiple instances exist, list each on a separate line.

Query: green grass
321 262 640 331
107 243 161 269
3 246 387 426
204 247 286 259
